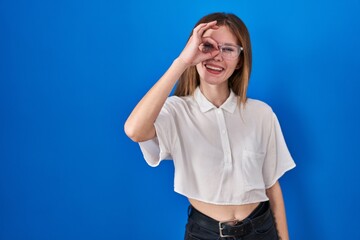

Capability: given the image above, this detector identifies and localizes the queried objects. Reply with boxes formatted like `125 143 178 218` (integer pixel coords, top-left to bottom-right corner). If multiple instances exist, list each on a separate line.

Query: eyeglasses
200 42 243 60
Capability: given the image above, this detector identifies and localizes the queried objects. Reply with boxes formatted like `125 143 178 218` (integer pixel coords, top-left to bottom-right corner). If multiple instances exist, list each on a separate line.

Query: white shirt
139 87 296 205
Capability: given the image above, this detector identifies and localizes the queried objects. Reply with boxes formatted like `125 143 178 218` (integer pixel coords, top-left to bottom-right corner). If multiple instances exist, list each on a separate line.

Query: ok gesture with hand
178 21 220 67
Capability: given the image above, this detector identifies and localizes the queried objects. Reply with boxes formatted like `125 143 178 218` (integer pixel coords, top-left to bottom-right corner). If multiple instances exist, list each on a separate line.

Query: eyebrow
219 43 240 47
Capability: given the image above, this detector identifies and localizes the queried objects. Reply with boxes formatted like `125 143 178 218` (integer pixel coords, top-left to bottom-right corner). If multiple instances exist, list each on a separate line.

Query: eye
222 47 235 53
202 42 215 52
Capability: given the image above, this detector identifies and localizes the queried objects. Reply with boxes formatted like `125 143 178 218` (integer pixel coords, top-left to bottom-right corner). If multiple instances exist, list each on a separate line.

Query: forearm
266 181 290 240
125 21 219 142
124 58 188 142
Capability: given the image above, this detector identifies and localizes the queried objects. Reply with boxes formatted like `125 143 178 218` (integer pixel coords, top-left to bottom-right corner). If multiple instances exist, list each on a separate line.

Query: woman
124 12 296 240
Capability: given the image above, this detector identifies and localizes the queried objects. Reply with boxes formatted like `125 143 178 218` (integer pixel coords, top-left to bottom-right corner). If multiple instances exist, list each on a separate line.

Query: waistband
188 201 271 238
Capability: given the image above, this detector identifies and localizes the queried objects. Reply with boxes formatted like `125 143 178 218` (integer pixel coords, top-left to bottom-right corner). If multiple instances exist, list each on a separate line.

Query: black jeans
184 201 279 240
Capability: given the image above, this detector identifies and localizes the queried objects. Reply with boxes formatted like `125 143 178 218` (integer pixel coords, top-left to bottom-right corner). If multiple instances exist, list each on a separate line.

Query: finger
200 21 218 32
201 37 219 49
198 23 220 39
204 20 218 28
194 21 217 34
193 22 209 33
199 49 220 62
208 49 220 58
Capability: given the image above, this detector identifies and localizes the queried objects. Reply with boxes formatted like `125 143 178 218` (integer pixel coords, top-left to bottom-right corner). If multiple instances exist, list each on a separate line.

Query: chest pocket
242 150 266 190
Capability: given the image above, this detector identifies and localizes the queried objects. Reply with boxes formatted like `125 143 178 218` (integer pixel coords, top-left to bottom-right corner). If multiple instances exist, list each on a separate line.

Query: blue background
1 0 360 239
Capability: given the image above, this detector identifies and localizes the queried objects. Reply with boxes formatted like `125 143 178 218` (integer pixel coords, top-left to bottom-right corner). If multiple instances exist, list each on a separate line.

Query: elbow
124 121 141 142
124 120 152 143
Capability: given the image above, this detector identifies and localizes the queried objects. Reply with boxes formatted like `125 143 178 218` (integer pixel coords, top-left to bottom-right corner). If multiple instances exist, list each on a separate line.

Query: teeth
206 65 223 71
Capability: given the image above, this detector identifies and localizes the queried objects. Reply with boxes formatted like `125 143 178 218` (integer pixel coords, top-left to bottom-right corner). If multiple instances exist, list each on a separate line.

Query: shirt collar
194 87 237 113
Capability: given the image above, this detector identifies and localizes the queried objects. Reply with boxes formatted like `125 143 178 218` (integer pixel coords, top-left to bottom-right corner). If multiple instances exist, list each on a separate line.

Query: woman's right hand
125 21 220 142
177 21 220 68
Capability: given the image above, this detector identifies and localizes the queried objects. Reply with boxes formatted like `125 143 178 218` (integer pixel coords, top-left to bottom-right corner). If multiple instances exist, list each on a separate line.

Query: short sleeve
263 113 296 188
138 99 176 167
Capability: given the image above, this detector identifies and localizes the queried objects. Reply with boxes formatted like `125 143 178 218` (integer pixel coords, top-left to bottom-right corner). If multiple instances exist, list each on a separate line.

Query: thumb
206 49 220 60
197 49 220 63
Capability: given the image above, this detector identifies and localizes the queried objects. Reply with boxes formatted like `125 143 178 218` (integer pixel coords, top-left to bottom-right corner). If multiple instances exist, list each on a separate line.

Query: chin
201 77 228 86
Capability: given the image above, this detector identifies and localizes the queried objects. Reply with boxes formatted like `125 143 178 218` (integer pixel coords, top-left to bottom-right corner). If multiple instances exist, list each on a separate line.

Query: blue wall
1 0 360 239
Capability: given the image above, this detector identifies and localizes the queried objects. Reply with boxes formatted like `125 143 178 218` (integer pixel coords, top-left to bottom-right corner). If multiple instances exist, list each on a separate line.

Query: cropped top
138 87 296 205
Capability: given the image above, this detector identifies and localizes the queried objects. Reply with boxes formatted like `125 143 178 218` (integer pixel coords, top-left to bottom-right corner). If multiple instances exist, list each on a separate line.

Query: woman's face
196 25 240 87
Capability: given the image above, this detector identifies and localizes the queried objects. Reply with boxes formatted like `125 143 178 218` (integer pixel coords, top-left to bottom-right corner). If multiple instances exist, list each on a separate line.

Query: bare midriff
189 198 260 222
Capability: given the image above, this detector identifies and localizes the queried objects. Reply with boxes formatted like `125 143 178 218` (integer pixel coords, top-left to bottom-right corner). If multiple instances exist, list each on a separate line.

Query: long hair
174 12 252 105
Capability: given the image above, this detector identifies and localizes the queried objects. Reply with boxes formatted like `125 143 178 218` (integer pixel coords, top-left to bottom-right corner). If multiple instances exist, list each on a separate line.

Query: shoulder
167 94 196 105
245 98 274 116
166 95 188 106
243 98 276 129
163 95 195 111
243 98 277 124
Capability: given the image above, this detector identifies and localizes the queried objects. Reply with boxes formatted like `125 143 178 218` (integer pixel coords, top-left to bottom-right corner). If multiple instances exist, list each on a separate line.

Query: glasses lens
201 42 216 53
220 45 240 59
201 42 243 59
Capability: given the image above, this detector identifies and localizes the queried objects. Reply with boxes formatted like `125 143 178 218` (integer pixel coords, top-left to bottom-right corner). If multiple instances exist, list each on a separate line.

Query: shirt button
222 130 226 134
216 109 221 114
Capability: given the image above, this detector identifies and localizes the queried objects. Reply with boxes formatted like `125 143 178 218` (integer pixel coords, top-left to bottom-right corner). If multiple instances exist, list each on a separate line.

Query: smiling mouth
205 64 224 73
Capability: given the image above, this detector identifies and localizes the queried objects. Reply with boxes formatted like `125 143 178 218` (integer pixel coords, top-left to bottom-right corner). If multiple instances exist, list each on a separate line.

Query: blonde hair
174 12 252 105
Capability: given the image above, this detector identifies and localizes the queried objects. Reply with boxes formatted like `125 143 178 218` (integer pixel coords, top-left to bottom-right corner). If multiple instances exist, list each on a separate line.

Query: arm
124 58 187 142
124 21 220 142
266 181 290 240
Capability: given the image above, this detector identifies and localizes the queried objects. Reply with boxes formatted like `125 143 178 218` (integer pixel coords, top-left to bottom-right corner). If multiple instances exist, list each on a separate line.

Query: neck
199 83 230 108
